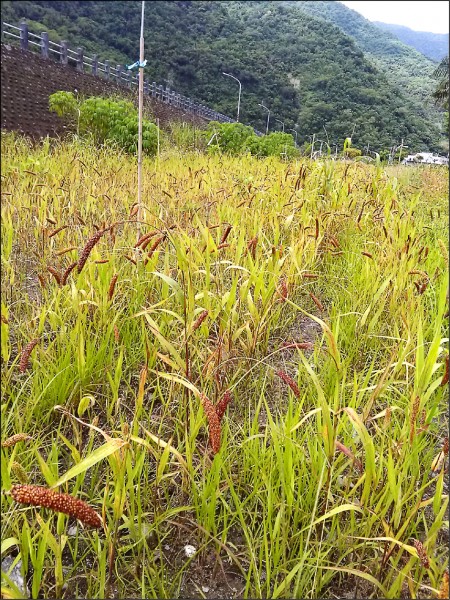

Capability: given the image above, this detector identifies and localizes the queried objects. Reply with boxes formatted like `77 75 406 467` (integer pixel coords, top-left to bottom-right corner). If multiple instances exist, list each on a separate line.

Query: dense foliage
204 121 298 158
49 91 159 154
1 0 446 152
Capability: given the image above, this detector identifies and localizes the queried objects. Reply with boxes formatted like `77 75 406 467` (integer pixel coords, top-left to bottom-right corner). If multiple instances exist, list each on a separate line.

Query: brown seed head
201 393 221 454
441 355 449 387
47 266 61 286
48 225 69 239
276 370 300 398
61 262 77 285
412 539 430 569
10 484 103 528
215 390 232 422
77 228 109 274
335 439 363 473
220 225 233 245
443 436 449 457
19 339 39 373
1 433 32 448
144 236 166 264
135 231 158 249
438 571 449 599
281 341 314 351
278 278 288 302
108 274 118 301
246 237 258 259
309 292 324 312
192 310 208 333
55 246 77 257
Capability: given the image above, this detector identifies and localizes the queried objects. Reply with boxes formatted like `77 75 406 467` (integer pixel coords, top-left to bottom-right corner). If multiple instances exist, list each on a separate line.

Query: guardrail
2 20 264 134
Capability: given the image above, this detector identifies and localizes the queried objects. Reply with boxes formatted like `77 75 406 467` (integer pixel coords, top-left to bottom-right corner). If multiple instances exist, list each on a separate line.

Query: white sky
339 1 450 34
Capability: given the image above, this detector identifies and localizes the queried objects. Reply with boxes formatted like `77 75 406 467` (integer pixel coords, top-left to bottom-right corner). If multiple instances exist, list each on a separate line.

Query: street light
258 103 270 135
289 128 298 147
222 72 241 122
275 119 285 133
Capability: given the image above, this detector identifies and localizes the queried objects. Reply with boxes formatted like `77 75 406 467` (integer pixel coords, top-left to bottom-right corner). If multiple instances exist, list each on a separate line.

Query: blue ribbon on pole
127 59 147 70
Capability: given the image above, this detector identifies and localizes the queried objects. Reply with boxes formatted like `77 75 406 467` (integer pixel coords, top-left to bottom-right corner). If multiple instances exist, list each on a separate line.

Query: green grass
1 131 448 599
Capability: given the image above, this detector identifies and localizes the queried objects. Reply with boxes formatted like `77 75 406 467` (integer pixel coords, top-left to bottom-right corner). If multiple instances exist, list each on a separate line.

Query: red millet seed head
201 393 221 454
309 292 324 312
192 310 208 332
215 390 232 422
441 355 449 387
48 225 69 239
443 437 449 456
278 278 288 302
220 224 233 245
412 539 430 569
276 370 301 398
61 262 77 285
10 485 103 529
108 274 118 301
19 339 40 373
77 228 109 274
47 266 61 286
136 231 158 250
147 235 165 258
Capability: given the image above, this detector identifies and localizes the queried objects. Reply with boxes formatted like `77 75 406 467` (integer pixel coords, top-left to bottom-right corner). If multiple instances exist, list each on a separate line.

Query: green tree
432 55 449 109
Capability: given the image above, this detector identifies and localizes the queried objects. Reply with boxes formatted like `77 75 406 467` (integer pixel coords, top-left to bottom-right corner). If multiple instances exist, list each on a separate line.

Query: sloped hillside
292 1 443 132
0 0 444 151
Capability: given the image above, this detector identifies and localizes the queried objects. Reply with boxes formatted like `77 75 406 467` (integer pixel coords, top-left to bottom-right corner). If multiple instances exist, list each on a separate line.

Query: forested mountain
291 1 443 130
373 22 449 63
1 0 446 152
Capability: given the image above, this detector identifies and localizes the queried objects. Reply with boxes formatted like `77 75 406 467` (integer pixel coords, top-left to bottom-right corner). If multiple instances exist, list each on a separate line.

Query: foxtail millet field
1 131 448 599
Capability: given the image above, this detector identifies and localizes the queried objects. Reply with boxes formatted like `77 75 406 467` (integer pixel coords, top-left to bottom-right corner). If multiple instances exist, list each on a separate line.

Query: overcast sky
339 1 449 34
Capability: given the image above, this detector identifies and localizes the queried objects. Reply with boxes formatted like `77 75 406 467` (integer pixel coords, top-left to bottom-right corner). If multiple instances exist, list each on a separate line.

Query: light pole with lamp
222 72 241 122
258 103 270 134
289 128 298 147
275 119 285 133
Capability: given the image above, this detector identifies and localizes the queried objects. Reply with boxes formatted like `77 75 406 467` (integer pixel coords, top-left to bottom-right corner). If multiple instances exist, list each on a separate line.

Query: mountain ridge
373 21 449 62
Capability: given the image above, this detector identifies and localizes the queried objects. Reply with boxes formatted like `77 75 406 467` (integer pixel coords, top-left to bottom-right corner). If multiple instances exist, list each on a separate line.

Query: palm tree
432 55 448 109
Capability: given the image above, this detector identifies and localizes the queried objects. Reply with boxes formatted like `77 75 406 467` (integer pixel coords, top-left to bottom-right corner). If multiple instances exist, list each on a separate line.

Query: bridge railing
2 20 264 134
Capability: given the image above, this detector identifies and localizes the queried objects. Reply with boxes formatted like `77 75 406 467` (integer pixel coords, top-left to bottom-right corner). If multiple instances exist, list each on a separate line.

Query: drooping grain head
276 370 300 399
61 262 77 285
77 228 109 274
10 485 103 528
1 433 32 448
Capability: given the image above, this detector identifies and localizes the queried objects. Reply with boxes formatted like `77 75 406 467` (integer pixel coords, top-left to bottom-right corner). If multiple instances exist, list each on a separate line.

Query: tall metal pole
258 103 270 135
289 128 298 147
276 119 284 133
222 72 241 122
137 1 145 243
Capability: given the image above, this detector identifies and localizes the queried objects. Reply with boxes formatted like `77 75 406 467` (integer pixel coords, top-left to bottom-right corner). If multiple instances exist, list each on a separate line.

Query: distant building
401 152 449 165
